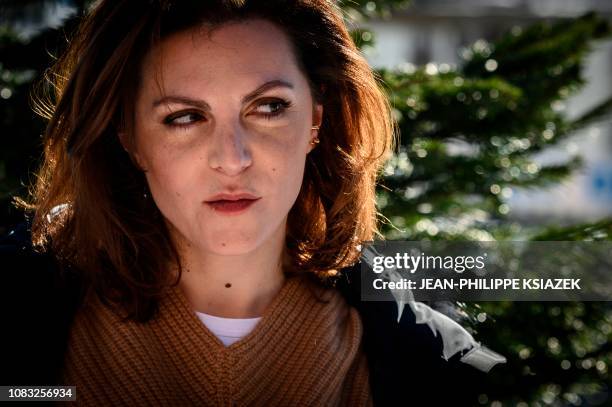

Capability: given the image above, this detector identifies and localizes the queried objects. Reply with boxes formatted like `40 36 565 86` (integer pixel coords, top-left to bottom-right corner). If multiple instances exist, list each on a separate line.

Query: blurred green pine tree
344 2 612 405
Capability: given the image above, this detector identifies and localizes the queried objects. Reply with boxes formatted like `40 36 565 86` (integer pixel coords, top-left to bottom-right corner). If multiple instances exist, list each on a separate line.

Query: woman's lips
205 198 260 214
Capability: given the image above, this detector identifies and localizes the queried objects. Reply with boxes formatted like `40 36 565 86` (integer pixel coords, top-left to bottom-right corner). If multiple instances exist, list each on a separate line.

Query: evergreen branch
339 0 411 20
503 158 583 189
570 95 612 131
529 217 612 241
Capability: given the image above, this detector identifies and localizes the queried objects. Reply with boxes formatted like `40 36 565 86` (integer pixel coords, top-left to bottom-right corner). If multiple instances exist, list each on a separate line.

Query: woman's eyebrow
152 96 211 111
151 80 294 110
241 80 294 104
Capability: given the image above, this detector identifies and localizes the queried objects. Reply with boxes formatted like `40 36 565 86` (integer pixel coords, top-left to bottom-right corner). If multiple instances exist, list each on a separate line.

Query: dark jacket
0 222 505 406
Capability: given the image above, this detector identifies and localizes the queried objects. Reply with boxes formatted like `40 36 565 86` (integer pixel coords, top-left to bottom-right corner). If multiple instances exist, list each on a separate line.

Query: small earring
310 125 321 146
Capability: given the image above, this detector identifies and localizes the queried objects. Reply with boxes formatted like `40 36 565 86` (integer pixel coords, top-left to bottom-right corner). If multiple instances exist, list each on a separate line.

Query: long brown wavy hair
20 0 395 322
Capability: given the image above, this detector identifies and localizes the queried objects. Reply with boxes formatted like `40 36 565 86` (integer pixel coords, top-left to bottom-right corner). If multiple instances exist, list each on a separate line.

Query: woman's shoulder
291 271 365 338
0 222 84 386
332 260 506 405
0 221 83 300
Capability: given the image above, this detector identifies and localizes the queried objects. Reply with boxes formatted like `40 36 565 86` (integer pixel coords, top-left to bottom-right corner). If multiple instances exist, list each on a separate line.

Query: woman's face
131 19 323 255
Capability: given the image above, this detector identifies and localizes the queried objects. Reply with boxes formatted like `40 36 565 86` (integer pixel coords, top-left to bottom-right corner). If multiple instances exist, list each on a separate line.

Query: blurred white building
362 0 612 224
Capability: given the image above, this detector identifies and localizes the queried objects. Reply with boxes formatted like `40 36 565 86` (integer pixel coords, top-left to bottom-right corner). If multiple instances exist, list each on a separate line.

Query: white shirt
195 311 262 347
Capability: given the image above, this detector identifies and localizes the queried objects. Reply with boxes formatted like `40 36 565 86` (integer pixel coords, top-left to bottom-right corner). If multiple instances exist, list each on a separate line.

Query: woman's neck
173 225 289 319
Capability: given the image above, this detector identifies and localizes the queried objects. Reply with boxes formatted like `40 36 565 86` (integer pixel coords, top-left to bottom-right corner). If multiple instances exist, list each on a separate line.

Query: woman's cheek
144 155 193 209
277 152 308 200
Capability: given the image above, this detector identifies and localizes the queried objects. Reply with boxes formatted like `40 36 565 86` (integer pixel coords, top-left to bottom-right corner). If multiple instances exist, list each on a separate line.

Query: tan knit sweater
58 273 373 406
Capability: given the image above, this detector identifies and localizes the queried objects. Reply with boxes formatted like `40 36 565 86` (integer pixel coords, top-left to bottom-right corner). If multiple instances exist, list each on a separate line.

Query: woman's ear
312 103 323 129
118 131 147 172
308 103 324 153
118 131 130 152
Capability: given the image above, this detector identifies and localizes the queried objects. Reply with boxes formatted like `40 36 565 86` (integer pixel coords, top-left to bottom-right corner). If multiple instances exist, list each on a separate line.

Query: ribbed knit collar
161 272 307 353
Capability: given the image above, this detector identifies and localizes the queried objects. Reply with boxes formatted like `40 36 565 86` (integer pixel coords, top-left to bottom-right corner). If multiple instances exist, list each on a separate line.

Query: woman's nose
207 122 253 176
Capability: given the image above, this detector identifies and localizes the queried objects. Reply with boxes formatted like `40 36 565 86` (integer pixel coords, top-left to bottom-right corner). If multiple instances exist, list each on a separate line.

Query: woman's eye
163 111 204 127
252 99 292 118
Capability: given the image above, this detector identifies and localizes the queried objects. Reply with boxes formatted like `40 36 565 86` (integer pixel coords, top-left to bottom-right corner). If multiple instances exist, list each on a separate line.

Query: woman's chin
201 234 261 255
208 244 257 256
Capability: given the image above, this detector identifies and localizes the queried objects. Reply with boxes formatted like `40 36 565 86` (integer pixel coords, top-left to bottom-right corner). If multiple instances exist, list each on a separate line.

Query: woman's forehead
140 19 304 92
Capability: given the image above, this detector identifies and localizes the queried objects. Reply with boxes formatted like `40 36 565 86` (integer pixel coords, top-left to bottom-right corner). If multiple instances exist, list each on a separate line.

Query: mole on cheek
221 243 226 247
272 168 276 172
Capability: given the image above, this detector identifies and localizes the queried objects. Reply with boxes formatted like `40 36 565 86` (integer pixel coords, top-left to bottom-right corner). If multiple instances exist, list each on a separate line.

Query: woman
1 0 503 405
